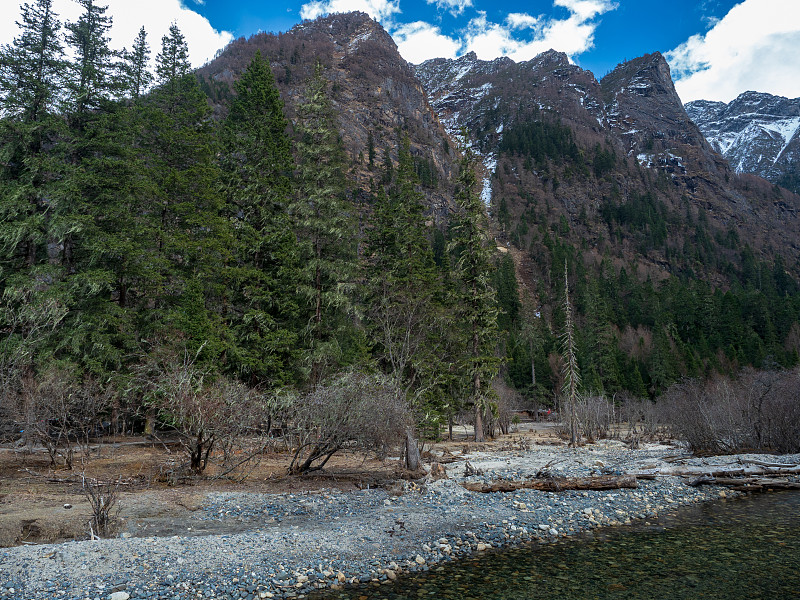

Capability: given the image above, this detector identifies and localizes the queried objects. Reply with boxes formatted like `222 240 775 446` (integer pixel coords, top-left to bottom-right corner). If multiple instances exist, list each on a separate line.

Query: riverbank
2 440 797 600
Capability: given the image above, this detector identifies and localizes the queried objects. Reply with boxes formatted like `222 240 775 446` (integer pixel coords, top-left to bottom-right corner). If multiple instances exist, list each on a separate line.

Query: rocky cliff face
197 12 800 281
686 92 800 192
415 49 800 281
197 12 457 220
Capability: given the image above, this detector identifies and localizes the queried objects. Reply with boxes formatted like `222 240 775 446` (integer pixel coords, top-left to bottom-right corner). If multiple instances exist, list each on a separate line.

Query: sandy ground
0 422 565 548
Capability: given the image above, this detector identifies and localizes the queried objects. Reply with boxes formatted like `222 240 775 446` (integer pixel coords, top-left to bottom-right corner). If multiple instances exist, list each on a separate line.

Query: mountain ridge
686 91 800 194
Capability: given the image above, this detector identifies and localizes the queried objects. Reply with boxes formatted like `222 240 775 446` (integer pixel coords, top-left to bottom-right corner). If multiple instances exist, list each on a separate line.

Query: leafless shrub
10 368 112 469
490 380 526 436
575 394 615 442
82 474 121 538
618 392 667 445
288 372 412 474
659 368 800 454
130 345 275 476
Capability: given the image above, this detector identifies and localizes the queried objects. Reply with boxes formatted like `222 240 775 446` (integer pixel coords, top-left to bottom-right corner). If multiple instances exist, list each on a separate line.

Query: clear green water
314 492 800 599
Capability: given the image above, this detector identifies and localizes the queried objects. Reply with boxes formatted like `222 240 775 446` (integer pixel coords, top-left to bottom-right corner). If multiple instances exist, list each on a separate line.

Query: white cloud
666 0 800 102
393 21 461 63
388 0 615 64
0 0 233 69
506 13 539 30
300 0 400 21
456 0 614 63
426 0 473 18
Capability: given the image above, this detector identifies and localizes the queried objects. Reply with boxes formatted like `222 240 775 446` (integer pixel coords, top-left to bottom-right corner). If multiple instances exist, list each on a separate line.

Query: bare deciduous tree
288 372 411 474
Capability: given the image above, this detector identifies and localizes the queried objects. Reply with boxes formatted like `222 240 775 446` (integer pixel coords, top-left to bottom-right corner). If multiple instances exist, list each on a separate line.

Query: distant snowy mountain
686 92 800 192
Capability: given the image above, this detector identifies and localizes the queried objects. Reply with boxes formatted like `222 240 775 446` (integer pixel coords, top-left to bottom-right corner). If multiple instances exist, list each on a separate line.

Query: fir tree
449 144 500 442
64 0 116 119
561 261 581 447
221 50 300 387
122 27 153 100
292 63 358 384
140 25 231 362
155 23 191 101
0 0 64 122
364 138 446 424
0 0 68 377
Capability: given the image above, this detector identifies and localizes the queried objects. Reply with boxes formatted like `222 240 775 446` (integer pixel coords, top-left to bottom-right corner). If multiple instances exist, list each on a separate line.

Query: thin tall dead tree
560 261 581 447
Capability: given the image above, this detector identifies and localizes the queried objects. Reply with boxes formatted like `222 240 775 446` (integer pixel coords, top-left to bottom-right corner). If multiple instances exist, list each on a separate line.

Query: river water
313 492 800 599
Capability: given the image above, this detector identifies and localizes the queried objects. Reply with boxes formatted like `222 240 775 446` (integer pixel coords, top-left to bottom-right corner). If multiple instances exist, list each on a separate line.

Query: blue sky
189 0 738 79
2 0 799 102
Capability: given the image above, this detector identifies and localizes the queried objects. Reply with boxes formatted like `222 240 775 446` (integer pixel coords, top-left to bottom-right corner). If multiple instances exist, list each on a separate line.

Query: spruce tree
64 0 116 119
140 25 231 362
155 23 191 100
0 0 64 122
221 50 300 387
122 27 153 100
561 261 581 447
364 138 446 425
0 0 68 378
449 145 500 442
292 63 358 384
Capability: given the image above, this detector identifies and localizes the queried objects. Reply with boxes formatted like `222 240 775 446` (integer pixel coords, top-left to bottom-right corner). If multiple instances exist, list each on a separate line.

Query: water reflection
312 492 800 599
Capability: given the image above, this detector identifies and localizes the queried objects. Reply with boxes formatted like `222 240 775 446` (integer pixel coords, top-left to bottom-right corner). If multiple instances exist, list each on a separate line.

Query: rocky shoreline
3 441 795 600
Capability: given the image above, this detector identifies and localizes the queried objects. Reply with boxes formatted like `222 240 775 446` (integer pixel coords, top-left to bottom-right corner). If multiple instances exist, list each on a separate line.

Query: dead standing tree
560 261 581 447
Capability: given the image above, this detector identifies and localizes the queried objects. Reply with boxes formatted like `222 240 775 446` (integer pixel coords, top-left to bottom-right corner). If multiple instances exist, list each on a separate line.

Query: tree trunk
474 401 485 442
405 428 420 471
474 369 485 442
462 475 638 493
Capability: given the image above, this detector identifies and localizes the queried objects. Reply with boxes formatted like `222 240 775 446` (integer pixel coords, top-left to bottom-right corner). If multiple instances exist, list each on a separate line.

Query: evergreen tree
139 25 231 362
220 50 300 387
449 145 500 442
292 63 358 384
364 137 447 435
0 0 64 122
155 23 191 100
64 0 116 119
0 0 68 377
122 27 153 100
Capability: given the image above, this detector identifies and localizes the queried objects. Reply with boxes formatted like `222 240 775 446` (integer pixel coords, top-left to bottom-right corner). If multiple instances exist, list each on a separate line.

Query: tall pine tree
0 0 68 380
221 50 300 387
292 63 358 384
122 27 153 100
449 145 500 442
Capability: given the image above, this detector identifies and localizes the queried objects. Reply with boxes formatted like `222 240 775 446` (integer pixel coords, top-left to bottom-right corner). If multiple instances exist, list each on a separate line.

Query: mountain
415 50 800 283
196 11 457 220
686 92 800 194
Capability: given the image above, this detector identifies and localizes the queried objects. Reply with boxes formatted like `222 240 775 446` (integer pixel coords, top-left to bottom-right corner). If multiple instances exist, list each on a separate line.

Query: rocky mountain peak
686 91 800 190
600 52 679 102
197 11 457 219
529 49 570 69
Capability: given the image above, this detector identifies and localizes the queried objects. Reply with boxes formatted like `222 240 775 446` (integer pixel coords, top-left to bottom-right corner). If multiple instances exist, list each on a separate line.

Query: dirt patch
0 424 565 548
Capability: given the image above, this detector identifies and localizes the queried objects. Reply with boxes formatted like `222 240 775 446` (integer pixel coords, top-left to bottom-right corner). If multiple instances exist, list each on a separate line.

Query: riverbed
310 491 800 599
1 443 797 600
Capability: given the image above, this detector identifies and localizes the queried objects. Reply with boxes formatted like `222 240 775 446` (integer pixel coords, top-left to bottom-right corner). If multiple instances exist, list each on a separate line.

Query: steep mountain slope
415 51 800 283
686 92 800 193
197 12 457 219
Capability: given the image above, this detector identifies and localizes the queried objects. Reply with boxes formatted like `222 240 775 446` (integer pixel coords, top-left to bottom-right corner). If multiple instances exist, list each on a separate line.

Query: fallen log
689 475 800 491
462 475 638 493
632 464 800 479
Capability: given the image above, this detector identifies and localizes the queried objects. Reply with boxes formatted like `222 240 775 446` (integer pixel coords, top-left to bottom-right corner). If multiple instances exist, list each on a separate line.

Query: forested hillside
2 4 800 466
0 2 500 462
416 48 800 403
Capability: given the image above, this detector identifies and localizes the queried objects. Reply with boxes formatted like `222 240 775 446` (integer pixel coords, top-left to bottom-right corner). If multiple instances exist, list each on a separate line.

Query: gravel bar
3 441 796 600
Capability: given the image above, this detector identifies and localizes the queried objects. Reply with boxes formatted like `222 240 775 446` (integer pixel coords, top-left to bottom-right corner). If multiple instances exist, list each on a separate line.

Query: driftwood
632 463 800 479
629 460 800 493
462 475 638 493
689 475 800 491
